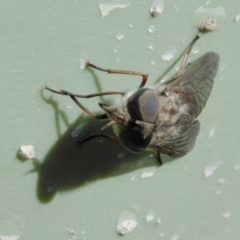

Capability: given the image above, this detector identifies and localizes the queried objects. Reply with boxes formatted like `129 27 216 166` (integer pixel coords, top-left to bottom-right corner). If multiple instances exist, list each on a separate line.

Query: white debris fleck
162 45 176 62
148 42 154 50
148 25 156 33
234 164 240 170
150 0 164 17
223 212 231 219
117 211 137 235
117 151 125 159
234 14 240 22
217 178 225 184
171 234 180 240
196 17 217 32
0 215 25 240
151 60 155 65
204 160 222 177
155 218 161 224
191 47 199 54
146 210 155 223
209 128 216 137
193 6 226 32
18 145 35 159
99 0 131 18
141 167 157 179
79 50 88 69
159 231 165 237
115 33 124 40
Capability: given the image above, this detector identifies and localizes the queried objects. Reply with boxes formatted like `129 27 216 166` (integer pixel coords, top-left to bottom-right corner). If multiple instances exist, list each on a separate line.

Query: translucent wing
165 52 220 117
158 120 200 158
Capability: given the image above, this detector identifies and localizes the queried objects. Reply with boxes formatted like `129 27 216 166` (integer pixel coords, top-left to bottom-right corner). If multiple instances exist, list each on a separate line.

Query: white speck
117 152 125 158
209 128 216 137
206 1 210 5
151 60 155 65
113 48 118 53
162 45 176 62
141 167 157 179
131 176 135 181
191 47 199 54
66 104 74 109
204 159 222 177
234 164 240 170
234 14 240 22
155 218 161 224
217 178 225 184
150 0 164 17
148 25 156 33
197 17 217 31
148 42 154 50
0 215 25 240
159 232 165 237
117 211 137 235
116 33 124 40
18 145 35 159
129 24 133 28
79 50 88 69
99 0 131 18
171 234 180 240
66 228 77 237
223 212 231 219
216 190 221 194
193 6 226 32
146 210 155 223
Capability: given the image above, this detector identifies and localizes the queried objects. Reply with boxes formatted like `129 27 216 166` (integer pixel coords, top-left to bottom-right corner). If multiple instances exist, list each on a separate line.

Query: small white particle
148 25 156 33
171 234 180 240
116 33 124 40
141 167 157 179
234 14 240 22
223 212 231 219
217 178 225 184
18 145 35 159
162 45 176 62
151 60 155 65
148 43 154 50
117 152 125 159
150 0 164 17
99 0 131 18
191 47 199 54
209 128 216 137
79 50 88 69
204 159 222 177
117 211 137 235
146 211 155 223
234 165 240 170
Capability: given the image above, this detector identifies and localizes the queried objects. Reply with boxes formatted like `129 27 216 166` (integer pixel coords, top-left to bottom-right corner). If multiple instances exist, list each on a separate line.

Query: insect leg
78 132 120 145
178 34 200 76
45 86 110 119
86 62 149 88
157 151 163 166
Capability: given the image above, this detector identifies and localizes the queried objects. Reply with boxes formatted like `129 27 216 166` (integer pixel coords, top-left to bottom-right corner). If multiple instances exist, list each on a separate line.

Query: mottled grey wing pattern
166 52 220 117
159 120 200 158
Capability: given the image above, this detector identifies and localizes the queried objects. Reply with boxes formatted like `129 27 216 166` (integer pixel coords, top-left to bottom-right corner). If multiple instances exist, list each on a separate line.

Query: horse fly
45 34 219 165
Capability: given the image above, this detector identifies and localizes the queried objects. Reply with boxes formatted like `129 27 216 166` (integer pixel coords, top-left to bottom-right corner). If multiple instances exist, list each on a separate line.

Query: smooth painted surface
0 0 240 239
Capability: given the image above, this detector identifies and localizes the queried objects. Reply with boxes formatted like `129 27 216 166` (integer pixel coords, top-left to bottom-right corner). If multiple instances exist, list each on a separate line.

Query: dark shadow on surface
34 91 174 203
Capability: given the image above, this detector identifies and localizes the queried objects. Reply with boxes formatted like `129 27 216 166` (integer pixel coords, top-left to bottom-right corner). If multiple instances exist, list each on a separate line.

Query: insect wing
166 52 220 117
158 120 200 158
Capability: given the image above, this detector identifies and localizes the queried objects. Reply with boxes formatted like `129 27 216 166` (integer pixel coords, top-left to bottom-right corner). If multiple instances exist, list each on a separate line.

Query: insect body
45 35 219 165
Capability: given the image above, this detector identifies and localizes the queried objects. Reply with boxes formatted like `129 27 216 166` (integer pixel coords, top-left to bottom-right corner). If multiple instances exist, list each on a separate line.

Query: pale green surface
0 0 240 239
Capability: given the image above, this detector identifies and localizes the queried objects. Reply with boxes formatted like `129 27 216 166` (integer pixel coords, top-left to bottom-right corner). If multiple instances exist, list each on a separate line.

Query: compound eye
119 123 152 153
127 89 159 123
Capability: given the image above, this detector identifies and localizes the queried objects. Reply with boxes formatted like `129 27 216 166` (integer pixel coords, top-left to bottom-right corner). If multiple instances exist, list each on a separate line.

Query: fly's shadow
36 76 173 203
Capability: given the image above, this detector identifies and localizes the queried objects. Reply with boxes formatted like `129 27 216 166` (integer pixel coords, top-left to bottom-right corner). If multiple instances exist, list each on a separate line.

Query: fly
45 34 219 165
